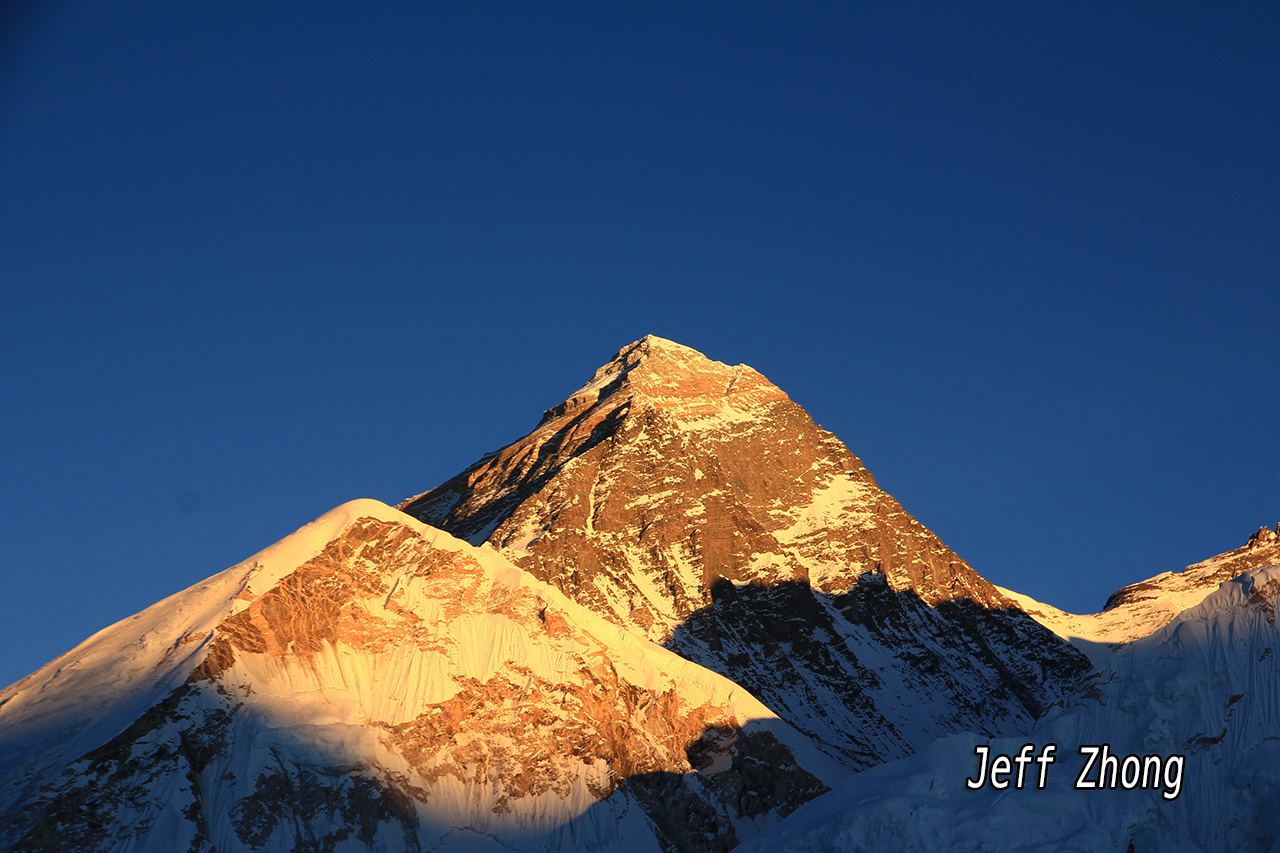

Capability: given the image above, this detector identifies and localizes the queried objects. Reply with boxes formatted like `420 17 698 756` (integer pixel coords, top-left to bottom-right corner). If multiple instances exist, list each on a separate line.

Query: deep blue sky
2 2 1276 690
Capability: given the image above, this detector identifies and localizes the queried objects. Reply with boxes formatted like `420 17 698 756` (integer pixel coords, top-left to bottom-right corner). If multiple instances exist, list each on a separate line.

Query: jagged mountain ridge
0 501 837 852
1001 524 1280 649
1104 523 1280 614
401 336 1089 767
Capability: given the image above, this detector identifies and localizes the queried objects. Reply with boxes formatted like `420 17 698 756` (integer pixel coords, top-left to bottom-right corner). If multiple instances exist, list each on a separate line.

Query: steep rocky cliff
401 336 1089 766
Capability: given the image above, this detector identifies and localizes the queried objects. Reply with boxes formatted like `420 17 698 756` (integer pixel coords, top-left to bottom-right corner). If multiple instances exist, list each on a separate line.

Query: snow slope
0 500 378 788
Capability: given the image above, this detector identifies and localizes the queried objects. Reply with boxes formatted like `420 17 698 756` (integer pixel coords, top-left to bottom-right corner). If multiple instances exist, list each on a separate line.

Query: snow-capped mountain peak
5 337 1260 852
0 499 837 851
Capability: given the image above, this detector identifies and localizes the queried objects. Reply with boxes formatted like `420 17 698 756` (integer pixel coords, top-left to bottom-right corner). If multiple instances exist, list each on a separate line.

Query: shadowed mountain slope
740 549 1280 853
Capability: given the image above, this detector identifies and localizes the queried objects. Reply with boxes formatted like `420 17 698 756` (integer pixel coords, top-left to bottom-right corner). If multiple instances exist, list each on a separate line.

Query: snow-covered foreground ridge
741 559 1280 853
0 500 837 852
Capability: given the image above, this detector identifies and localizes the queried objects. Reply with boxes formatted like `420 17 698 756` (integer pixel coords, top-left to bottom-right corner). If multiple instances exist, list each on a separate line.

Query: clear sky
2 2 1276 691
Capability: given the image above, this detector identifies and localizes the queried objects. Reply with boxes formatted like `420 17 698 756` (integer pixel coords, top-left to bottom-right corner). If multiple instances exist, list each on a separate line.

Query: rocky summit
403 336 1002 620
401 336 1089 767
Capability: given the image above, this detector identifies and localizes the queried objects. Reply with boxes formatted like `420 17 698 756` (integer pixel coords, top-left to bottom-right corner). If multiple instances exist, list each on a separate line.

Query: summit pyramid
403 335 1005 627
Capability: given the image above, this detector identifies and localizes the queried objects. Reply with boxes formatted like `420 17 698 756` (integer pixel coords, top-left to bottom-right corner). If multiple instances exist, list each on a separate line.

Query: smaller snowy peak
0 499 431 798
539 335 789 427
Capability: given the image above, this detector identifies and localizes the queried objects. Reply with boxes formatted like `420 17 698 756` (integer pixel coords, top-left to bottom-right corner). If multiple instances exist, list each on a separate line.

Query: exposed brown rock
401 336 1089 766
403 337 1010 638
187 637 235 683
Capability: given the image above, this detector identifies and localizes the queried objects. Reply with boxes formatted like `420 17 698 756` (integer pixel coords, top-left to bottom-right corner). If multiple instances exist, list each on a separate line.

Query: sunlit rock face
0 502 830 852
402 336 1089 767
403 336 1006 628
